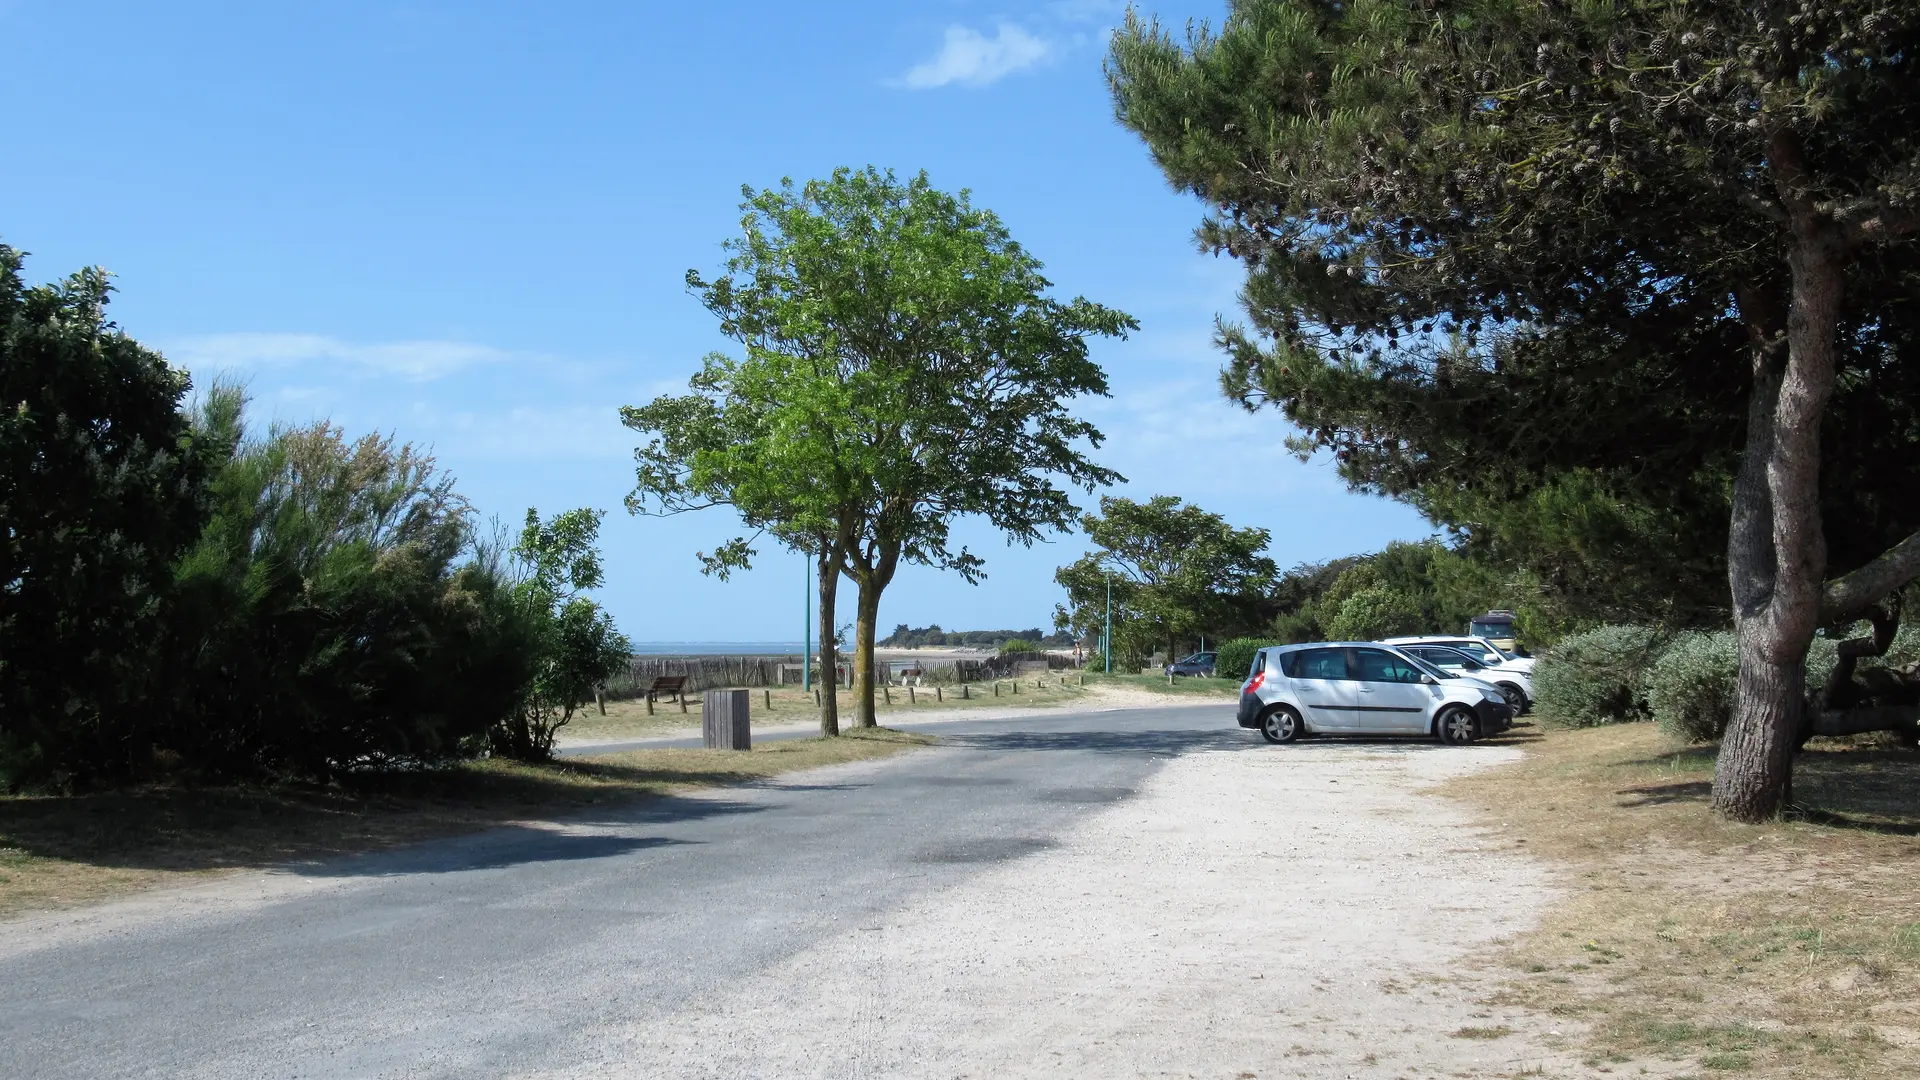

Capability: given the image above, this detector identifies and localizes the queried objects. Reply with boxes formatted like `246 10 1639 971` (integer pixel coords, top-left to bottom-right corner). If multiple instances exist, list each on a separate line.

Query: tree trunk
852 579 881 728
816 546 841 738
1714 641 1805 820
1715 150 1845 821
842 536 900 730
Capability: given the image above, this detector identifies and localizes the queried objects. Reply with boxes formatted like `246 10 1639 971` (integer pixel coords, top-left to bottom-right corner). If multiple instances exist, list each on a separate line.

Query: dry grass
560 671 1235 745
1441 722 1920 1077
0 727 930 920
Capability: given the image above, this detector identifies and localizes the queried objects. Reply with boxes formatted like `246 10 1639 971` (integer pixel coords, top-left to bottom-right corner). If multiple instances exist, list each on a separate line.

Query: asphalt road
1 702 1245 1080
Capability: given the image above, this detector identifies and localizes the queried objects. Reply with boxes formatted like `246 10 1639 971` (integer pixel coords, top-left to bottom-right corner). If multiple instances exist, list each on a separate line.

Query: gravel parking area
537 740 1611 1079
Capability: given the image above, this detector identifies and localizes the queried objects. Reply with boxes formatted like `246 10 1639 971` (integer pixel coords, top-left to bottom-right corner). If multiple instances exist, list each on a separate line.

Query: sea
628 642 809 656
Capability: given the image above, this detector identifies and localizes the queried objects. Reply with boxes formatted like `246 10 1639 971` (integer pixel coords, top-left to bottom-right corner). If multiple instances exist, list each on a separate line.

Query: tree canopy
1110 0 1920 818
1 248 212 785
1055 495 1277 668
625 167 1132 727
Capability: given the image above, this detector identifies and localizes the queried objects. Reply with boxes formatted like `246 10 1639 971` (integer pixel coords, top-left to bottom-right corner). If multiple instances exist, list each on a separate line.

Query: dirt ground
531 739 1640 1080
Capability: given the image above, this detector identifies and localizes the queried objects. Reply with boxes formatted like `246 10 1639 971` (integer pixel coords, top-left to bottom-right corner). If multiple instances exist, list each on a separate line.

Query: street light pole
803 552 811 694
1104 576 1112 674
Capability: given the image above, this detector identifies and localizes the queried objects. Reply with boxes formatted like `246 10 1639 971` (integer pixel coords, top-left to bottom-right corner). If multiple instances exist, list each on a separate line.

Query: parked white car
1392 643 1533 714
1382 635 1535 712
1234 642 1515 745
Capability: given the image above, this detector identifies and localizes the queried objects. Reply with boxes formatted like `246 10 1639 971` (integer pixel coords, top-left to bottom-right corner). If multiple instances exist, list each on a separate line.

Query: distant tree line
878 624 1073 649
1052 495 1524 673
0 247 626 791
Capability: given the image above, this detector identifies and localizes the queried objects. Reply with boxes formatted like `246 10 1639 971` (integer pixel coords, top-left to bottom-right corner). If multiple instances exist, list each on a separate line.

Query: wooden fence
603 650 1083 697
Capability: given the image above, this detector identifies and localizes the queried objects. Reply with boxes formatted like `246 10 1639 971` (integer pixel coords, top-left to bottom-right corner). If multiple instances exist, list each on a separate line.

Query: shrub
1215 638 1284 683
998 638 1041 655
1532 624 1668 727
1645 632 1739 743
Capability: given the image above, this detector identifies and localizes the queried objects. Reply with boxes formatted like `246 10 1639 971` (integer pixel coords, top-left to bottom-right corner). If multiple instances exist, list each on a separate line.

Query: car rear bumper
1237 692 1262 727
1474 699 1515 735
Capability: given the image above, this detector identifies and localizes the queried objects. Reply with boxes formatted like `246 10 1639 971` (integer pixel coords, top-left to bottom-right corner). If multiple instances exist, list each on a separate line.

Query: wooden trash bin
702 689 750 750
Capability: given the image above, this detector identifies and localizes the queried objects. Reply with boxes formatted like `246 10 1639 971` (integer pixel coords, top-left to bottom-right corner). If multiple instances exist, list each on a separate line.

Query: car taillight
1245 671 1266 694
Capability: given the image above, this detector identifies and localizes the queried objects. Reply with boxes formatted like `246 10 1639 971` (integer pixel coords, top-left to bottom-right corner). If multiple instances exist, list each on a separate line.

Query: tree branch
1822 530 1920 625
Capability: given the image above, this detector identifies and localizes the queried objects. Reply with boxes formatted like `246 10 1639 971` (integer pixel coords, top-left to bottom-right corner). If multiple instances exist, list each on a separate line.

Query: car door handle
1358 687 1375 693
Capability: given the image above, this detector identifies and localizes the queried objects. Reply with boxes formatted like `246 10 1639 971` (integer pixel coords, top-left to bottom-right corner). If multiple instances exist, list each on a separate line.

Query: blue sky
2 0 1431 642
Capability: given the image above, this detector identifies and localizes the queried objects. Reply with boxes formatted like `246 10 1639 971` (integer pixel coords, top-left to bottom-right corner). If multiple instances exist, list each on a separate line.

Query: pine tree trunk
816 547 841 738
1714 636 1806 819
1715 151 1843 822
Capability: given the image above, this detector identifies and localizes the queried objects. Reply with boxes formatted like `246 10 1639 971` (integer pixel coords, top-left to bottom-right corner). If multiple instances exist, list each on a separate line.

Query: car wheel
1436 705 1478 745
1260 705 1304 744
1495 682 1528 714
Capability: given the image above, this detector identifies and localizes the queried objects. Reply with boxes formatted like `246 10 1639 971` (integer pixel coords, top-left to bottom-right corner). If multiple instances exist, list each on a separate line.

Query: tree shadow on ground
0 754 839 880
295 828 696 876
937 728 1249 755
1602 738 1919 832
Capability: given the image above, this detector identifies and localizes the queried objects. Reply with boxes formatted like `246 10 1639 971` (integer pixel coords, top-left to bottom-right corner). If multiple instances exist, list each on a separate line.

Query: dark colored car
1165 651 1217 678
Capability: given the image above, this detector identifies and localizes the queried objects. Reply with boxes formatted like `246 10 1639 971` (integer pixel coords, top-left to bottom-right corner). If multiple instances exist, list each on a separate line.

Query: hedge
1645 626 1920 744
1532 624 1669 728
1214 638 1285 683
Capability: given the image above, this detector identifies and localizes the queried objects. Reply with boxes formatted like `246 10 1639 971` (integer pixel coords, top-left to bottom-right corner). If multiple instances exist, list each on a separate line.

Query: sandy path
530 741 1605 1079
555 683 1226 751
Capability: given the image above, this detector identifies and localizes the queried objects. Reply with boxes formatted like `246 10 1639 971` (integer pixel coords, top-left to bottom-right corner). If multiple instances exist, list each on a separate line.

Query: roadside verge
1440 723 1920 1077
0 729 930 922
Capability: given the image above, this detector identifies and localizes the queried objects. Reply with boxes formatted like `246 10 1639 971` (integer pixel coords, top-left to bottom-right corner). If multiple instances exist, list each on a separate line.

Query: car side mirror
1420 674 1438 685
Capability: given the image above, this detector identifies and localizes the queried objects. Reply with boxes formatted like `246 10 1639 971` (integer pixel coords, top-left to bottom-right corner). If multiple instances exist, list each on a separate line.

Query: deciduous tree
628 168 1132 729
1054 495 1277 667
0 247 211 787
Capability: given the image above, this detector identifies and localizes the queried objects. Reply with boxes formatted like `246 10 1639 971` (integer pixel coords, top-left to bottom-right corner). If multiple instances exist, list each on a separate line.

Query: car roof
1261 641 1419 652
1382 635 1488 644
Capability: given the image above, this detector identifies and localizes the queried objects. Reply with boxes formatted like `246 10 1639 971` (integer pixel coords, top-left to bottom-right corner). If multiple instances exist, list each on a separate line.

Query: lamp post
1104 576 1112 674
803 553 811 694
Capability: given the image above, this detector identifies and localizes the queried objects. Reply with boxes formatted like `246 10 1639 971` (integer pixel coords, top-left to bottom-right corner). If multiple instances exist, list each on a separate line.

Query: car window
1353 648 1425 684
1419 647 1481 671
1282 648 1348 680
1248 649 1267 678
1439 641 1494 663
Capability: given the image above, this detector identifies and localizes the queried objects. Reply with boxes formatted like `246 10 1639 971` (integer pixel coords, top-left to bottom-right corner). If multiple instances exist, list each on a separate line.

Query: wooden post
814 687 821 706
764 688 771 710
884 686 892 705
595 687 606 716
702 689 750 750
936 686 942 702
962 684 969 700
646 694 654 716
1013 679 1019 694
908 686 916 704
679 692 688 713
993 681 1000 697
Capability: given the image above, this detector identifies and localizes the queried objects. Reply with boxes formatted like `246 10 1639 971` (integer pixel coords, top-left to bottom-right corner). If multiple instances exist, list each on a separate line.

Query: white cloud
170 332 508 382
897 24 1050 89
413 403 634 462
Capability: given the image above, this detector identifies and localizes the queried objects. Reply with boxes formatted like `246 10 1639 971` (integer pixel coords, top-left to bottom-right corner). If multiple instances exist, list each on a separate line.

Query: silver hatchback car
1235 642 1514 745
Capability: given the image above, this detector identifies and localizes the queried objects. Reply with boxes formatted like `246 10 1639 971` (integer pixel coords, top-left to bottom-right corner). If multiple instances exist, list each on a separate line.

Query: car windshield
1394 650 1454 682
1444 640 1512 664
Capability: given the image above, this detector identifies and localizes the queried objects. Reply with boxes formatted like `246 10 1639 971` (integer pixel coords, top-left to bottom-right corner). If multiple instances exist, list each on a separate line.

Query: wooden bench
644 675 690 714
